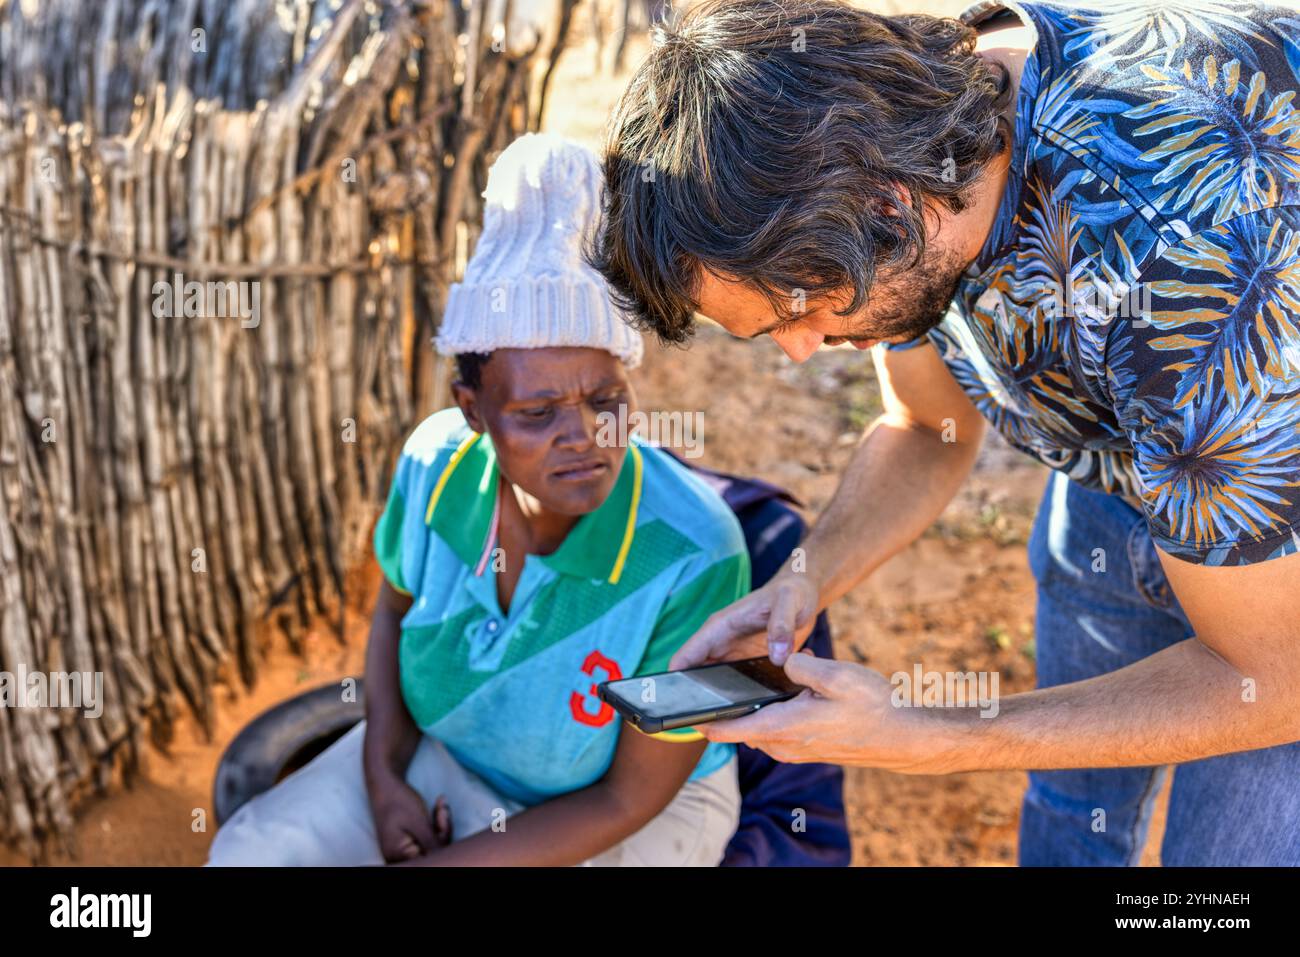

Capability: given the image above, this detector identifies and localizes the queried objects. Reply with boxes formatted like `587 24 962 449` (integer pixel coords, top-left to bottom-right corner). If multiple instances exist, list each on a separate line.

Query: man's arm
672 340 986 667
405 730 706 866
697 549 1300 772
935 549 1300 771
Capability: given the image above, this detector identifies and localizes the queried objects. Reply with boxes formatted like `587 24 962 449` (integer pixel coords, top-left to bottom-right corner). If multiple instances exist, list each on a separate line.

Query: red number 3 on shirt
569 650 621 727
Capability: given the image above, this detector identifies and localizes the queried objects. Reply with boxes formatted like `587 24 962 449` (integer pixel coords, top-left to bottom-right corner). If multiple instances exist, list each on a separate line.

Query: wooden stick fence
0 0 564 858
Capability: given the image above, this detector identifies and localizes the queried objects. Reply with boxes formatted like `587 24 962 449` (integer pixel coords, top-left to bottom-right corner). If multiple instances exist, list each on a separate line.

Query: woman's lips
552 460 609 482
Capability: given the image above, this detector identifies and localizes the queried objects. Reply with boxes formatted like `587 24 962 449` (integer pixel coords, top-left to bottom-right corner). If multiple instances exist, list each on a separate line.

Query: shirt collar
426 431 644 585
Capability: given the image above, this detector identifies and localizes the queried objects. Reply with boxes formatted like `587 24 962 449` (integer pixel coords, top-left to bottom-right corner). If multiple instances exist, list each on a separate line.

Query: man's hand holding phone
689 653 944 772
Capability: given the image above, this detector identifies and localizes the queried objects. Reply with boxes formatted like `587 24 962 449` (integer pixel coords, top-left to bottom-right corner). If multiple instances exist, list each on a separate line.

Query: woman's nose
556 404 599 449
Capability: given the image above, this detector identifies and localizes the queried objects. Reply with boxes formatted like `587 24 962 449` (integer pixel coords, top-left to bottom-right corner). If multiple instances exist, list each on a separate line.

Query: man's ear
451 382 486 434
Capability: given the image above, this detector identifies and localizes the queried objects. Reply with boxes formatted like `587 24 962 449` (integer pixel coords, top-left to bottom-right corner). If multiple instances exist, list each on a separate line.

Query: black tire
213 679 366 827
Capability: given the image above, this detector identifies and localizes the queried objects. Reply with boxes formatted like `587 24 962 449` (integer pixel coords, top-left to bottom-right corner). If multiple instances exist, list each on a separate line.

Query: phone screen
601 658 802 720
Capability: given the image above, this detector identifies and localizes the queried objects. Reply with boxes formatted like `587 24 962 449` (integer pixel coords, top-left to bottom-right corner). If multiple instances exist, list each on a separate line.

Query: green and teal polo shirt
372 407 748 806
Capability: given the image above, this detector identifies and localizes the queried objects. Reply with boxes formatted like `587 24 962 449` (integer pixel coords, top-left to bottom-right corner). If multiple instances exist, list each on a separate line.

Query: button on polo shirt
373 407 749 806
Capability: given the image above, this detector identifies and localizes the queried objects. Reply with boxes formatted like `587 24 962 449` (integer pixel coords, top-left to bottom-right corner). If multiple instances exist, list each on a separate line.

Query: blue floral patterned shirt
892 0 1300 566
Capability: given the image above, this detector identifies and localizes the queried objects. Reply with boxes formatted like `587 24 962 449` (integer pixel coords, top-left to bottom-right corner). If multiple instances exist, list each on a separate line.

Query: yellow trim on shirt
635 724 706 743
649 729 706 742
607 444 643 585
425 431 483 525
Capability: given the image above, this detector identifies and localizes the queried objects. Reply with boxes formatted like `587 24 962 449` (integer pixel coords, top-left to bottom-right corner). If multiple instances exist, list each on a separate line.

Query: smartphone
597 657 805 735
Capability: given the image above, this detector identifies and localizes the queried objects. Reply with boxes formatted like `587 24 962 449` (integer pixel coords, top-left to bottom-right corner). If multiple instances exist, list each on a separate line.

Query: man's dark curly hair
589 0 1010 344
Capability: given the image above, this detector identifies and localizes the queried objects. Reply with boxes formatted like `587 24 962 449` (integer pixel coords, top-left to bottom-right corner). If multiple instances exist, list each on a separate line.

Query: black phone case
595 670 800 735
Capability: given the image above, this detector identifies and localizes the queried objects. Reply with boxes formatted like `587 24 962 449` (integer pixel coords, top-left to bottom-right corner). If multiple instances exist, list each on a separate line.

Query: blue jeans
1019 471 1300 865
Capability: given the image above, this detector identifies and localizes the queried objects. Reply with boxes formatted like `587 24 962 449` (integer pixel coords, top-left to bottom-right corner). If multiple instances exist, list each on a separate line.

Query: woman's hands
370 773 453 863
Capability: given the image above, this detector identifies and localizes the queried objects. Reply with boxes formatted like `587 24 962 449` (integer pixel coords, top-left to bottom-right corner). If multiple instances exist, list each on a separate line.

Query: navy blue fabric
685 463 852 867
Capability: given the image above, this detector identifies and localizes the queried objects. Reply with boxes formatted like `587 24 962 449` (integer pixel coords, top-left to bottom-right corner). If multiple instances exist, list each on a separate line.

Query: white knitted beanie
435 132 643 369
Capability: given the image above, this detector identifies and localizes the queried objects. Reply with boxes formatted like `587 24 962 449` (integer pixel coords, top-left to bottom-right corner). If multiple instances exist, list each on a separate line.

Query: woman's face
454 347 637 516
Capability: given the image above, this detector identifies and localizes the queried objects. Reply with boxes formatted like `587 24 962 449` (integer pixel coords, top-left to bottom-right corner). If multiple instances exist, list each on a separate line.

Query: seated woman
207 134 749 866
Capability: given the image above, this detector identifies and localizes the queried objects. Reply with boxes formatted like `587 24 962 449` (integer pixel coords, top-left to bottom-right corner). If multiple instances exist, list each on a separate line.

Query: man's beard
856 246 968 343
